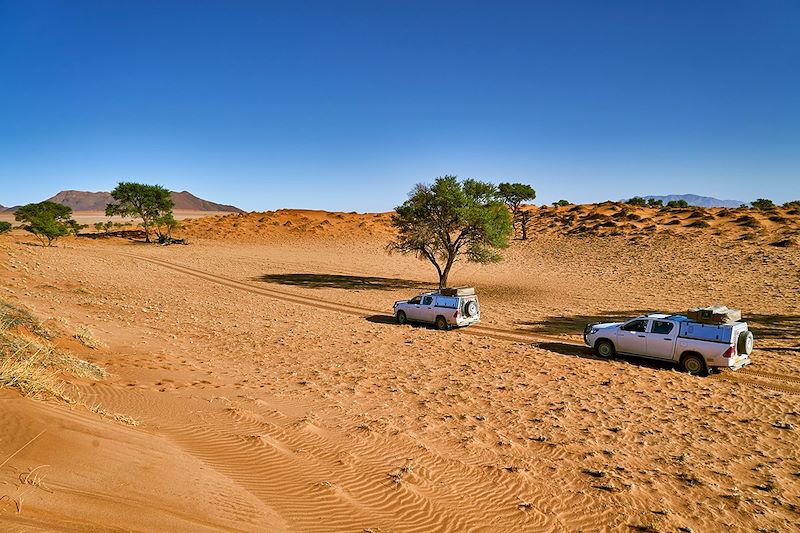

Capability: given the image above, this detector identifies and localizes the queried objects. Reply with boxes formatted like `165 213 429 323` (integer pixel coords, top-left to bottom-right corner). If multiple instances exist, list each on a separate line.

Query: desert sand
1 205 799 532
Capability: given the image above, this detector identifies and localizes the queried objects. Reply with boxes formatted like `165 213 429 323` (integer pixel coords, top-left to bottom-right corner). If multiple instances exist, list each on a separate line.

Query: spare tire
737 330 754 355
463 300 477 317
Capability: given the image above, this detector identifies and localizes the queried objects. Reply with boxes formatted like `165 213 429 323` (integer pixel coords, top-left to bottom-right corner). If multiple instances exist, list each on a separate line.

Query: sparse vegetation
647 198 663 207
106 182 175 243
751 198 775 211
0 300 131 424
626 196 647 207
14 201 77 246
388 176 513 289
667 199 689 208
0 221 11 234
552 199 570 207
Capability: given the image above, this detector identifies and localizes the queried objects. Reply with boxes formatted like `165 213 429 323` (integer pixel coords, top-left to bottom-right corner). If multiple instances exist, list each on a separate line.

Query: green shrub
751 198 775 211
667 199 689 208
0 221 11 234
626 196 647 207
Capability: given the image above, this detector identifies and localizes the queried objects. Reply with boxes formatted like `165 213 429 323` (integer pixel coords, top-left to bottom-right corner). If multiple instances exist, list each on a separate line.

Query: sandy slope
1 207 799 531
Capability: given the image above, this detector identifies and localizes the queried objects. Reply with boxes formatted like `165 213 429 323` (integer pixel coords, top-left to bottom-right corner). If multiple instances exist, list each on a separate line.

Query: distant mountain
643 194 745 208
44 190 244 213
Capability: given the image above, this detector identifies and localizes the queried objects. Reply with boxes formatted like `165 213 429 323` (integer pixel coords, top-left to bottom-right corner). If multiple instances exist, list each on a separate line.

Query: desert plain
1 204 799 532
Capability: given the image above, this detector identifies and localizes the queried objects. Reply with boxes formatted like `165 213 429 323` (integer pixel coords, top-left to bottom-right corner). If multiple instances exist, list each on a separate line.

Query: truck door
617 319 649 354
405 296 423 321
645 320 677 360
418 295 435 323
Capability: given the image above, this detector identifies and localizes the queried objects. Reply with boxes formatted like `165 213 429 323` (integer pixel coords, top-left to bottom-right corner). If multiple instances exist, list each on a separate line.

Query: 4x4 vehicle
584 312 753 375
393 287 480 330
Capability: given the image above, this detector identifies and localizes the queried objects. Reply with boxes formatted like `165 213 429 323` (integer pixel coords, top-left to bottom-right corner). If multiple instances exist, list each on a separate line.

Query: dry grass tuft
75 325 102 349
0 300 133 425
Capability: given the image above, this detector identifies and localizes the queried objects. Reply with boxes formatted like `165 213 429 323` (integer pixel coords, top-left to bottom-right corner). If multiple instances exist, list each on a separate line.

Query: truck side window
422 296 433 306
652 321 674 335
409 296 422 304
620 319 647 332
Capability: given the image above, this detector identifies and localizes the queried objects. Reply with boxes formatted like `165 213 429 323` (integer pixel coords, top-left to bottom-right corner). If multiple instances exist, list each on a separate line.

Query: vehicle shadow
254 273 430 291
536 342 677 372
365 314 439 330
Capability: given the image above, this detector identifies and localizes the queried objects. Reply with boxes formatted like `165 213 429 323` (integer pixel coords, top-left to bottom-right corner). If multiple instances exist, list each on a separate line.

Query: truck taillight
722 346 735 358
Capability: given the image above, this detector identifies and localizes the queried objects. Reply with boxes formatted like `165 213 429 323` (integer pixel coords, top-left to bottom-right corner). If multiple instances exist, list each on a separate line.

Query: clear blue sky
1 1 798 211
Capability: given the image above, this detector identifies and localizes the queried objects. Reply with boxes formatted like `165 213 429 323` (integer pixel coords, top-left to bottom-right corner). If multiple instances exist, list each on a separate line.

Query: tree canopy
105 182 175 242
667 199 689 208
0 221 11 234
498 182 536 240
14 201 77 246
388 176 513 289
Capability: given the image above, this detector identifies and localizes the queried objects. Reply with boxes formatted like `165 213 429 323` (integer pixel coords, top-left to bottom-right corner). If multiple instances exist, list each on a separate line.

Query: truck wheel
463 301 477 317
737 331 754 355
396 311 407 325
435 316 449 330
595 340 615 358
681 353 708 376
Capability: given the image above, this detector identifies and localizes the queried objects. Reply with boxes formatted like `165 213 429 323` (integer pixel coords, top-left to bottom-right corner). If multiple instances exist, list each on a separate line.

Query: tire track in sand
123 254 800 396
122 253 578 346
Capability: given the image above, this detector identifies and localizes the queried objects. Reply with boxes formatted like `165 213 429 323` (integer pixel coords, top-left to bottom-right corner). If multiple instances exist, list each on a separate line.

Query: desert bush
751 198 775 211
665 219 681 225
647 198 663 207
782 200 800 209
626 197 647 207
0 221 11 234
552 199 570 207
667 200 689 208
769 215 788 223
93 222 104 232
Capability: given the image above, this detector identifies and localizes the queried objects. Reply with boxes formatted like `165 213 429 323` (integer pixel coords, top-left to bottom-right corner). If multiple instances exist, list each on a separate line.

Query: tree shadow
745 314 800 340
254 273 430 291
518 311 653 336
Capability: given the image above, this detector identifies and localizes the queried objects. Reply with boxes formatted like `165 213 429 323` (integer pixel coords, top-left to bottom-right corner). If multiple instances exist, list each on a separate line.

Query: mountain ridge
642 194 745 208
41 190 244 213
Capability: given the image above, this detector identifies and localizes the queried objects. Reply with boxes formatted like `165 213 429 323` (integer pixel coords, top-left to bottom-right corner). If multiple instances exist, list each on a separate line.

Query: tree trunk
143 220 151 243
439 255 455 290
521 221 527 240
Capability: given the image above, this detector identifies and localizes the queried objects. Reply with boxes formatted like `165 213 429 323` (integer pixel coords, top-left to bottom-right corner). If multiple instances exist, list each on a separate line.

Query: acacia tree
14 201 77 246
498 182 536 240
0 221 11 234
388 176 513 289
105 182 174 242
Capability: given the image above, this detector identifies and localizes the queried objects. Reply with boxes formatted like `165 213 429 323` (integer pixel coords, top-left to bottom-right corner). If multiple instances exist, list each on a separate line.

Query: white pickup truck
584 313 753 375
393 289 480 330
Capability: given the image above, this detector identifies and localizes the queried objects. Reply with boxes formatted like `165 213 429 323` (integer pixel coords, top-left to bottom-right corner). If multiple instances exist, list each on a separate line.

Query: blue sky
1 1 798 211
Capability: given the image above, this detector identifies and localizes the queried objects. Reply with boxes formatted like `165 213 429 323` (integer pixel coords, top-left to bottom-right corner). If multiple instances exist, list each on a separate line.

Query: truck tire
396 311 407 325
681 353 708 376
595 339 615 358
435 315 449 330
463 300 477 317
737 331 754 355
